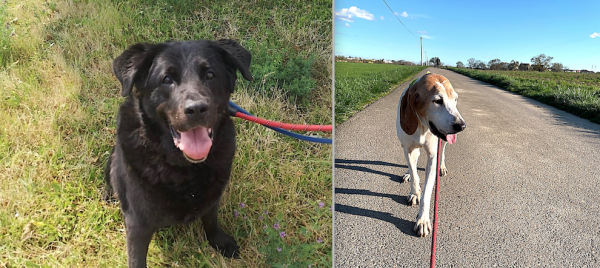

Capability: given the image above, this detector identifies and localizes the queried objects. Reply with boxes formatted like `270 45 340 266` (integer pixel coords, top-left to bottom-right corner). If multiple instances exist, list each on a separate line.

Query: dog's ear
400 86 419 135
113 43 157 97
216 39 253 82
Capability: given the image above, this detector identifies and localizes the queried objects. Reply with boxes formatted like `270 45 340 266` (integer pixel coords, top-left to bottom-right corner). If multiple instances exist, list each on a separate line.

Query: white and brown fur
396 73 466 237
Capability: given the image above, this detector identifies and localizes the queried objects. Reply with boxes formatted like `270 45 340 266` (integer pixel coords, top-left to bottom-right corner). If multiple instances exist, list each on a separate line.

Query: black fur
105 39 252 268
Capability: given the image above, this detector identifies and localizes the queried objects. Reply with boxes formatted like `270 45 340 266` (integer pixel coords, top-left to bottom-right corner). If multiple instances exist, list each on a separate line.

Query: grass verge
448 67 600 124
334 62 425 124
0 0 332 267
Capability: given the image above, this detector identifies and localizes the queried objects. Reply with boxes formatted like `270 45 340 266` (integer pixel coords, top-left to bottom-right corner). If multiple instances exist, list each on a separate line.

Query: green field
448 67 600 124
335 62 425 124
0 1 332 267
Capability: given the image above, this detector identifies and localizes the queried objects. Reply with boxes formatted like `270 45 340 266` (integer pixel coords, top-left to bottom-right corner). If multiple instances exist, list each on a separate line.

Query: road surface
334 68 600 267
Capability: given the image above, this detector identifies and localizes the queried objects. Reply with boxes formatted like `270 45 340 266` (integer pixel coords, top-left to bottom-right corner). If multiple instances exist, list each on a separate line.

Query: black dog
105 39 252 268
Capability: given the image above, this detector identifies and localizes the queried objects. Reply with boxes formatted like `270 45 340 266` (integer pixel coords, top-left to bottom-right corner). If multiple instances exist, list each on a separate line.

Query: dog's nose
184 100 209 117
453 121 466 132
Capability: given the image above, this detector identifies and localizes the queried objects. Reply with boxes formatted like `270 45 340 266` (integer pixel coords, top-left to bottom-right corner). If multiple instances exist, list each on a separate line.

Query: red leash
234 112 332 132
430 137 442 267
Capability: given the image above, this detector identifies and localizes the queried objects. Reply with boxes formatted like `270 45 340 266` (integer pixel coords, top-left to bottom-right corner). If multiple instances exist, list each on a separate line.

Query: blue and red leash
227 101 332 144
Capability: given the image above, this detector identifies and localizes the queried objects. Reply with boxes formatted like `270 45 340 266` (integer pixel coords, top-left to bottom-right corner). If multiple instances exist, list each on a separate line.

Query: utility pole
426 51 428 67
420 36 423 66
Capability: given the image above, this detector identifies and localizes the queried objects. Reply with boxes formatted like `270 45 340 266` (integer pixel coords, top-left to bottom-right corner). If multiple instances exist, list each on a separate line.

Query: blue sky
334 0 600 70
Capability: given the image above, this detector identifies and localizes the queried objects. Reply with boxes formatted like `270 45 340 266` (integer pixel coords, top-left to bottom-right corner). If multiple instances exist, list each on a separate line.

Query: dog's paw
207 232 240 258
407 192 421 206
440 166 448 177
414 217 432 237
401 173 411 182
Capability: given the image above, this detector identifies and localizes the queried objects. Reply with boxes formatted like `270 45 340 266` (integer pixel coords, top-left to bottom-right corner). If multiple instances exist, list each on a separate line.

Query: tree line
334 55 420 66
456 54 566 72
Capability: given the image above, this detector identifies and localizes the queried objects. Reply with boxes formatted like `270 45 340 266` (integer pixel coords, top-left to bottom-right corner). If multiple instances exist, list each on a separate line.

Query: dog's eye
206 71 215 80
434 99 444 105
162 76 173 84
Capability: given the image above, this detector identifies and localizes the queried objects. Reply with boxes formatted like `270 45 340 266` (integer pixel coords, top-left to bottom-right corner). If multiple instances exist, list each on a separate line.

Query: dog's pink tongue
176 127 212 161
446 134 457 145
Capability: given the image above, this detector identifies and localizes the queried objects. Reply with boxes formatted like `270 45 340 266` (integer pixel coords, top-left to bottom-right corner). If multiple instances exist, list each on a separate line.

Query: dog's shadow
334 159 425 184
335 203 418 237
334 159 425 236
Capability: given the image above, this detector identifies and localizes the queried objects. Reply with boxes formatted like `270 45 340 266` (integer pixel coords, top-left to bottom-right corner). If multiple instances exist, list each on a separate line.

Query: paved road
334 68 600 267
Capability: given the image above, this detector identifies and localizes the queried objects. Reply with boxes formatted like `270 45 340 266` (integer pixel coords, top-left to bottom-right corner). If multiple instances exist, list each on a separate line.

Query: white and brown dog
396 72 466 237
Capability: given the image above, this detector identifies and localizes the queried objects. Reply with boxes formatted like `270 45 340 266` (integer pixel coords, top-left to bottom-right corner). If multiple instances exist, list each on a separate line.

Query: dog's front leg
201 200 240 258
404 147 421 205
125 217 155 268
440 142 448 176
415 143 438 237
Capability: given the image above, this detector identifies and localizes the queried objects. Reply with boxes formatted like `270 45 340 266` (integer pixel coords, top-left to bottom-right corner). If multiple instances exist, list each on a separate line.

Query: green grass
334 62 426 124
448 67 600 124
460 69 600 88
0 0 332 267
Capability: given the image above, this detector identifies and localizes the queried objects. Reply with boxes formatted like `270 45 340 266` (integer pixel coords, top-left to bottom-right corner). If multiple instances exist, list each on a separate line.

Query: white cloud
421 35 433 39
335 6 375 23
393 11 409 18
345 23 351 27
393 12 431 19
590 32 600 38
417 31 429 34
336 14 353 22
380 16 385 20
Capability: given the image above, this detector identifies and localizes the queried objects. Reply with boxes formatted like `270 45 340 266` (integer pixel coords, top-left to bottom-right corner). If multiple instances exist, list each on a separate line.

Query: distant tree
499 62 509 71
456 61 465 68
475 60 486 69
551 62 564 72
429 57 441 68
508 60 520 70
487 58 502 70
531 54 553 72
467 58 477 68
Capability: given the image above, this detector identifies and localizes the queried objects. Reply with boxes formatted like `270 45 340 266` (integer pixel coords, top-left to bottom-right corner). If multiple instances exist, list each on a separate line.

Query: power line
382 0 419 39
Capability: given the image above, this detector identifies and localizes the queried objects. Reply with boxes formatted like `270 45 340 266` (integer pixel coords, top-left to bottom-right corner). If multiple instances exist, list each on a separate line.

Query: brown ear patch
400 88 419 135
